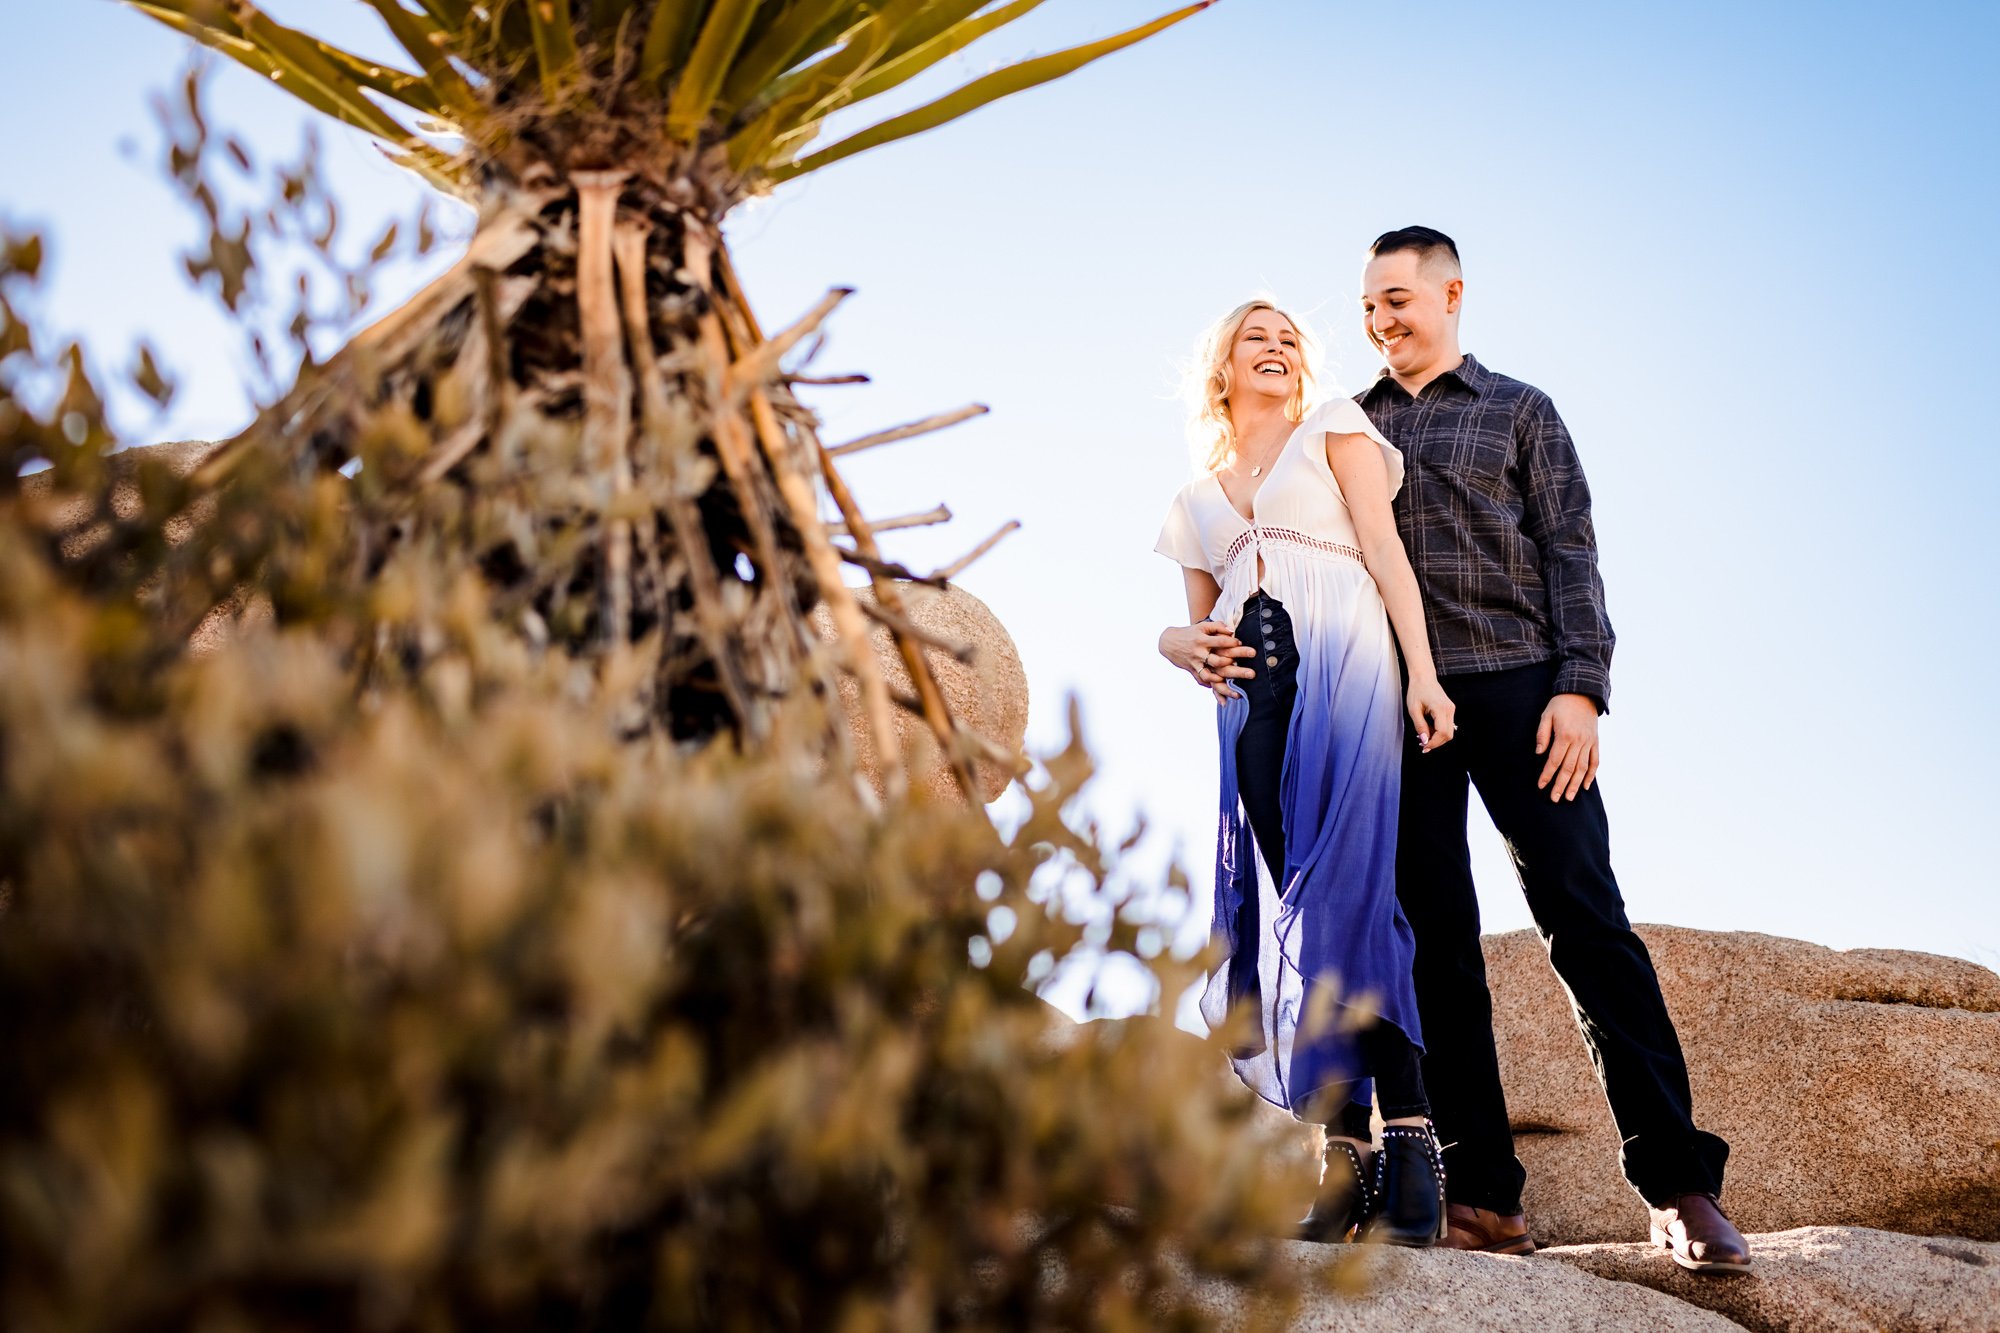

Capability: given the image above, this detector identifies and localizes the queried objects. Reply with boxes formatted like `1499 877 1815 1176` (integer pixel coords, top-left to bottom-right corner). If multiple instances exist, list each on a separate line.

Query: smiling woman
1187 298 1317 473
1153 295 1458 1247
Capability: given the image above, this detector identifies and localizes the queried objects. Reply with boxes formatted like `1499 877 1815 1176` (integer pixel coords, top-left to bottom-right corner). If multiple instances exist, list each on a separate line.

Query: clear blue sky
7 2 1998 1004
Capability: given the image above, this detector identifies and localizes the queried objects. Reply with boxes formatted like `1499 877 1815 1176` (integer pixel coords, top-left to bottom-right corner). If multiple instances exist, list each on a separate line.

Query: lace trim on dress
1222 526 1366 571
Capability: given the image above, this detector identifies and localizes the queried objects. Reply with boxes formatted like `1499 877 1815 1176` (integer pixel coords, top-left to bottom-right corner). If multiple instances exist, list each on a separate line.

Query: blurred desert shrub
0 220 1306 1328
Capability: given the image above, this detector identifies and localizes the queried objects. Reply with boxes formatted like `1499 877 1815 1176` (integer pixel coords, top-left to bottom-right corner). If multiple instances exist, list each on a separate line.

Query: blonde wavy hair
1184 299 1318 473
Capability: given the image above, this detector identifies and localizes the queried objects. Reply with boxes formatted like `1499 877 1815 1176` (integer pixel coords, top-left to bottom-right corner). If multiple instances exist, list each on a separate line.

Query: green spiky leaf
129 2 442 119
773 2 1211 181
357 0 482 118
640 0 708 91
717 1 860 112
231 6 423 142
846 0 1047 106
666 0 763 141
527 0 587 104
738 0 925 149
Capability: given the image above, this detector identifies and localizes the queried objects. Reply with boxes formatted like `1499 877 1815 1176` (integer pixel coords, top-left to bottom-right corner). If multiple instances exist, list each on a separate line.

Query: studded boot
1363 1123 1447 1247
1297 1138 1373 1244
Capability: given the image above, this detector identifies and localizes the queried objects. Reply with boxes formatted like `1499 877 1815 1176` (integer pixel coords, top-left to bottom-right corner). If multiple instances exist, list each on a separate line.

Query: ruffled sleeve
1154 486 1210 572
1296 397 1404 500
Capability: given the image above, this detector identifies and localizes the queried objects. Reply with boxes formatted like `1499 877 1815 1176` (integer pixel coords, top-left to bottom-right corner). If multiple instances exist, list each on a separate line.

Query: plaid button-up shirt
1355 354 1615 710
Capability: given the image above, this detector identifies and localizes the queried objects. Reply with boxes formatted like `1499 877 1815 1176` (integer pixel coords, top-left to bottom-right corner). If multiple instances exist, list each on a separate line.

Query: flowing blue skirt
1200 553 1424 1120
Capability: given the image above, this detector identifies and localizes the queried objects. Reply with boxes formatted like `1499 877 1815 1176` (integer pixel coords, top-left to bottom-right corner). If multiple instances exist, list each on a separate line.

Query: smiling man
1355 227 1748 1273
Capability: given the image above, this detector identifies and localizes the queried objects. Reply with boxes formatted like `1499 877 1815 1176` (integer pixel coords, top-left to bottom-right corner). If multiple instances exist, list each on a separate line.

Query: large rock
1487 926 2000 1245
813 582 1029 804
1541 1226 2000 1333
1180 1244 1745 1332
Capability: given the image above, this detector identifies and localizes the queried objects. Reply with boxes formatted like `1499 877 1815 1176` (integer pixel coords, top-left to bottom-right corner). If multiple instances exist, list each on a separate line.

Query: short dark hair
1369 226 1461 274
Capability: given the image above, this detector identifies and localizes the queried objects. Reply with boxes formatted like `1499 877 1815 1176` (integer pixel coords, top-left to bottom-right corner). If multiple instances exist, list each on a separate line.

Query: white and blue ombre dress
1155 397 1424 1119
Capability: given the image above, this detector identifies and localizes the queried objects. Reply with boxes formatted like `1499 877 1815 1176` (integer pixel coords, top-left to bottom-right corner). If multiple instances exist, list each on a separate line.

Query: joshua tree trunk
206 169 976 798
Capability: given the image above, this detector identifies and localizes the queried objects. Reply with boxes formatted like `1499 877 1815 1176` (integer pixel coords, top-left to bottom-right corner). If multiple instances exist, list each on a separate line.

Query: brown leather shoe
1440 1203 1535 1255
1648 1193 1752 1274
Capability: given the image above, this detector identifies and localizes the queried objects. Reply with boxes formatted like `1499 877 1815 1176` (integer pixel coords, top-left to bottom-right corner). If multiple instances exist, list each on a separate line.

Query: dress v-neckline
1200 428 1296 528
1209 436 1286 527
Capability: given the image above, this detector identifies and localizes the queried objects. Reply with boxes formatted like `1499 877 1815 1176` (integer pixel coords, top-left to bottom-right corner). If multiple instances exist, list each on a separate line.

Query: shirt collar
1363 352 1487 402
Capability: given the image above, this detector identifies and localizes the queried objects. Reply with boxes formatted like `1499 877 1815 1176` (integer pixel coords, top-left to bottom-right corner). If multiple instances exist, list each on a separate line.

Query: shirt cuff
1552 661 1611 715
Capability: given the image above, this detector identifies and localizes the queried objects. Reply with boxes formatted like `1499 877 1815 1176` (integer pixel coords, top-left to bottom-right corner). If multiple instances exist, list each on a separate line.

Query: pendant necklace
1246 444 1278 478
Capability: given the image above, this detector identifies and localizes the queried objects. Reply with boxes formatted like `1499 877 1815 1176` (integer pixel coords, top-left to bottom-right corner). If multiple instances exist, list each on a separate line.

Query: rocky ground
1542 1226 2000 1333
1176 1227 2000 1332
1185 927 2000 1330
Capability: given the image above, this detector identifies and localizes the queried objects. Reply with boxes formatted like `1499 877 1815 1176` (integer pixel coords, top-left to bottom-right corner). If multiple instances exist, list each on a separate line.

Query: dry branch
726 287 851 396
834 546 948 588
829 504 951 536
786 373 870 387
929 520 1021 582
827 404 988 458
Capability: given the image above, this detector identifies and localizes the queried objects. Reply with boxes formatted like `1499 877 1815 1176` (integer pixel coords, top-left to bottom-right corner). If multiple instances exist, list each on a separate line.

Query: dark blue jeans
1232 591 1428 1136
1396 659 1729 1210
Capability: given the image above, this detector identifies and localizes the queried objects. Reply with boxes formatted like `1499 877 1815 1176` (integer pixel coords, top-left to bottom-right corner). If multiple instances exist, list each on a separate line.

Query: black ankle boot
1297 1139 1373 1244
1364 1123 1446 1247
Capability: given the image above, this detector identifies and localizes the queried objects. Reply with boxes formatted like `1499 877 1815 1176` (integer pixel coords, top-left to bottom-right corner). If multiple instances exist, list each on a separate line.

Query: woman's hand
1406 675 1457 752
1159 621 1256 702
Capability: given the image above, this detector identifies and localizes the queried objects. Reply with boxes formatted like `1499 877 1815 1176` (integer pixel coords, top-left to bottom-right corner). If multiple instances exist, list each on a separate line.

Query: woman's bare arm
1181 567 1220 625
1325 431 1456 749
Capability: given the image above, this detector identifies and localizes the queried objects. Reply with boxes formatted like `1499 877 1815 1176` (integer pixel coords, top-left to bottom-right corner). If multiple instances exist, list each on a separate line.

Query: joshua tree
125 0 1209 793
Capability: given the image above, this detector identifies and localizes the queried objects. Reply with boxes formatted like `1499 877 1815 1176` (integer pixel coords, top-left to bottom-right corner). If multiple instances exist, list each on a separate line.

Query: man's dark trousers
1397 660 1729 1212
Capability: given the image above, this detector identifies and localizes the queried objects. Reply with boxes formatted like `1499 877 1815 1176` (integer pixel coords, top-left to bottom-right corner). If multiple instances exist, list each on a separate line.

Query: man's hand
1535 693 1600 802
1159 621 1256 702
